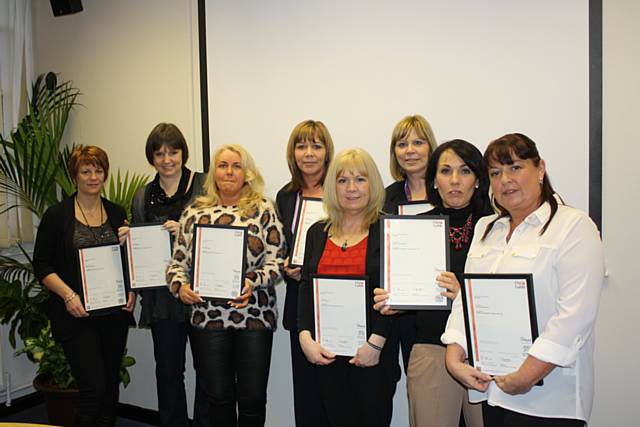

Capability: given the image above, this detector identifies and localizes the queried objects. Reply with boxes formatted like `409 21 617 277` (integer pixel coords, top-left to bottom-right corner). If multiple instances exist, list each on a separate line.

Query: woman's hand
299 330 336 365
163 220 180 237
283 257 302 281
373 288 401 315
437 271 461 300
122 291 136 312
494 372 533 395
64 292 89 318
494 356 555 395
117 221 130 246
349 335 385 367
445 343 492 392
178 284 203 305
229 282 252 309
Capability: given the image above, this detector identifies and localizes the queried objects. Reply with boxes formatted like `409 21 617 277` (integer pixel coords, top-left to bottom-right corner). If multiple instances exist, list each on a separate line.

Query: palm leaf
102 169 149 221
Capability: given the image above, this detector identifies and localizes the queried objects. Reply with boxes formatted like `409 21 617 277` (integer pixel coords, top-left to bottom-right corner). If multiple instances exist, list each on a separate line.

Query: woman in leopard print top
166 144 285 427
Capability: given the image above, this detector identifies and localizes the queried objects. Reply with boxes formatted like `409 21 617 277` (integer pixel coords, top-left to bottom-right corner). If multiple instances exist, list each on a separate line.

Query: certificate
381 216 450 310
397 201 434 216
312 275 369 357
460 274 540 379
78 243 128 312
125 223 172 290
191 224 247 300
290 197 325 267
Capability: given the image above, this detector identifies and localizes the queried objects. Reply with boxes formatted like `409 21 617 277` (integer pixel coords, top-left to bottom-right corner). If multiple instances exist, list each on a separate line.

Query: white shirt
441 202 604 422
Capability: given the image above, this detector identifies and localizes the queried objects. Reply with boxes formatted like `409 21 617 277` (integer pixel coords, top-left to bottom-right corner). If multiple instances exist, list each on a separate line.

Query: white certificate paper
78 243 127 312
126 224 172 290
397 202 434 216
312 276 368 357
192 224 247 300
290 198 325 267
381 216 450 310
461 274 539 377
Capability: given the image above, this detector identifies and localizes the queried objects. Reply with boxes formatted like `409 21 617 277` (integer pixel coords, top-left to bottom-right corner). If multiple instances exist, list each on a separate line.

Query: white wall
23 0 639 426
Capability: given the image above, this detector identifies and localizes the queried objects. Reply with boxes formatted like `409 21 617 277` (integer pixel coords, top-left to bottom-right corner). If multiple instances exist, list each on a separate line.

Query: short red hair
67 145 110 182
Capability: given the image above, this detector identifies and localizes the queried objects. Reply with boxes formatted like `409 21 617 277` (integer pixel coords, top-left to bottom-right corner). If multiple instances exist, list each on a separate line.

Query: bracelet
366 341 382 352
63 291 77 304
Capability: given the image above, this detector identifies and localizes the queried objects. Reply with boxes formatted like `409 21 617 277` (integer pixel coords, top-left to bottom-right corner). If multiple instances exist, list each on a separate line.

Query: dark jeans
288 330 329 427
482 403 586 427
190 328 273 427
61 311 129 427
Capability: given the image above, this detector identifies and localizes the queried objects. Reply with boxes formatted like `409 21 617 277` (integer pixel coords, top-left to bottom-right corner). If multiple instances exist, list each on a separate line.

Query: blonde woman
276 120 334 426
297 148 398 427
166 144 285 427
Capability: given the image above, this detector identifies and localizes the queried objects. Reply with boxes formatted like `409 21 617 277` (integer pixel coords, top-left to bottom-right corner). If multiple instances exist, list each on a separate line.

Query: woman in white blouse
442 133 604 427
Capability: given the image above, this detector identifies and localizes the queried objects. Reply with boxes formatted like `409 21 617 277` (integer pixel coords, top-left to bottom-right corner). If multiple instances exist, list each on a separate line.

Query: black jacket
297 219 392 339
275 183 299 330
383 180 407 214
33 195 130 341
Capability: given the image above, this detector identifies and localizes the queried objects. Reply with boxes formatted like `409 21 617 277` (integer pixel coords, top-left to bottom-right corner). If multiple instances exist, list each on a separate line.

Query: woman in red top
297 148 398 427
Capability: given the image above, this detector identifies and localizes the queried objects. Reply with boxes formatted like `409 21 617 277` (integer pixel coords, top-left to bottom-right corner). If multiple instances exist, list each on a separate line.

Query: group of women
32 115 604 427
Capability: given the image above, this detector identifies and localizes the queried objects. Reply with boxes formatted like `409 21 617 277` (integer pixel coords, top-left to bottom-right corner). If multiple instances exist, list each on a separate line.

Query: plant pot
33 374 78 427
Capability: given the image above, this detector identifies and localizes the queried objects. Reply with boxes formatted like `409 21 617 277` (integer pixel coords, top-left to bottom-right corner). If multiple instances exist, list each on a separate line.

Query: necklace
450 214 473 250
76 197 105 242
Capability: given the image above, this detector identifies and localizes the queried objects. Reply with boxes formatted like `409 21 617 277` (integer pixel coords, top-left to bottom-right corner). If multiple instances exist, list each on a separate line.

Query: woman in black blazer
383 115 439 374
33 146 135 427
276 119 334 426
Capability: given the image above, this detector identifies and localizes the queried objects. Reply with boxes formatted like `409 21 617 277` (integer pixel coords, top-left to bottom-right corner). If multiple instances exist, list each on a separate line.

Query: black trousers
61 311 130 427
386 312 416 375
482 403 586 427
190 328 273 427
316 345 398 427
288 330 329 427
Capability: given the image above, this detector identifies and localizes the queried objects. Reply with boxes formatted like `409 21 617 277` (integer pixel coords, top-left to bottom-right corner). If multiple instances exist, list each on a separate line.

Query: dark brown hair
145 123 189 165
285 120 334 192
67 145 110 182
481 133 558 240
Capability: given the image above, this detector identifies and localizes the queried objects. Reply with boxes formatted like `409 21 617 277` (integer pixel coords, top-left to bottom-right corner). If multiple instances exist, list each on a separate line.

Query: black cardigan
33 195 130 341
383 180 407 215
275 183 299 331
297 219 392 339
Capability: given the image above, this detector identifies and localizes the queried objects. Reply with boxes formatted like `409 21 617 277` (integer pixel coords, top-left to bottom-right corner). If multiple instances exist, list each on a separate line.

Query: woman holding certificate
383 114 438 373
298 148 398 427
276 119 334 427
129 123 206 427
375 139 491 427
442 133 604 427
166 144 285 427
33 145 135 427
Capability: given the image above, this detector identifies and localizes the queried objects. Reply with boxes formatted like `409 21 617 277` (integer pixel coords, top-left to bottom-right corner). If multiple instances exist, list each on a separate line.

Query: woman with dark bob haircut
375 139 492 427
33 145 135 427
443 133 604 427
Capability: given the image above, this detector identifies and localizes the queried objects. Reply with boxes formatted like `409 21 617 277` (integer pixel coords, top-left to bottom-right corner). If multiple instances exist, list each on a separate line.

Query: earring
474 182 479 189
433 184 438 189
539 178 544 185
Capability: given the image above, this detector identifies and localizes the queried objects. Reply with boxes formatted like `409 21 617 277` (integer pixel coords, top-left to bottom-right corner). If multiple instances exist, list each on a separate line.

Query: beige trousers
407 344 484 427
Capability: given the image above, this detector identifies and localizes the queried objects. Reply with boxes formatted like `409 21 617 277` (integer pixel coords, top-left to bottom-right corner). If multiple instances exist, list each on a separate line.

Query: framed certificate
191 224 247 300
290 197 325 267
460 274 541 380
311 275 370 357
380 215 450 310
397 201 434 216
78 242 128 313
125 223 172 290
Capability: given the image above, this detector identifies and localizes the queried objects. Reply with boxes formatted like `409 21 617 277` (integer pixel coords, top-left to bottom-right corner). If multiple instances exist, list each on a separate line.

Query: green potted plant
0 73 147 425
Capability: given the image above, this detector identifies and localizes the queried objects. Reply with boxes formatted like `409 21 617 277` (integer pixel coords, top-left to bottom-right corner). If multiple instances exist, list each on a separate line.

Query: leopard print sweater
166 198 286 330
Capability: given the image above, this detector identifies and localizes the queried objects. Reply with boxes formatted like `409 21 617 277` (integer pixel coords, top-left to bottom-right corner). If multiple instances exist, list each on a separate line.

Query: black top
33 195 131 342
131 168 206 327
275 183 300 330
383 180 408 215
414 204 479 345
297 219 392 339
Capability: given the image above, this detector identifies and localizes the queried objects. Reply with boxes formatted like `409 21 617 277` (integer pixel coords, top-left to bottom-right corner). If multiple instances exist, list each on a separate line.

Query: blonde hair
323 148 385 235
196 144 265 216
389 115 438 181
286 120 335 192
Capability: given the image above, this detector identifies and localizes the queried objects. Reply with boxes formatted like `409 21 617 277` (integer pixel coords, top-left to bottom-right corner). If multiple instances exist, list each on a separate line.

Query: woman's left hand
349 334 385 367
117 221 130 246
437 271 460 300
163 220 180 237
122 291 136 312
494 371 533 395
229 282 252 309
494 356 555 395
